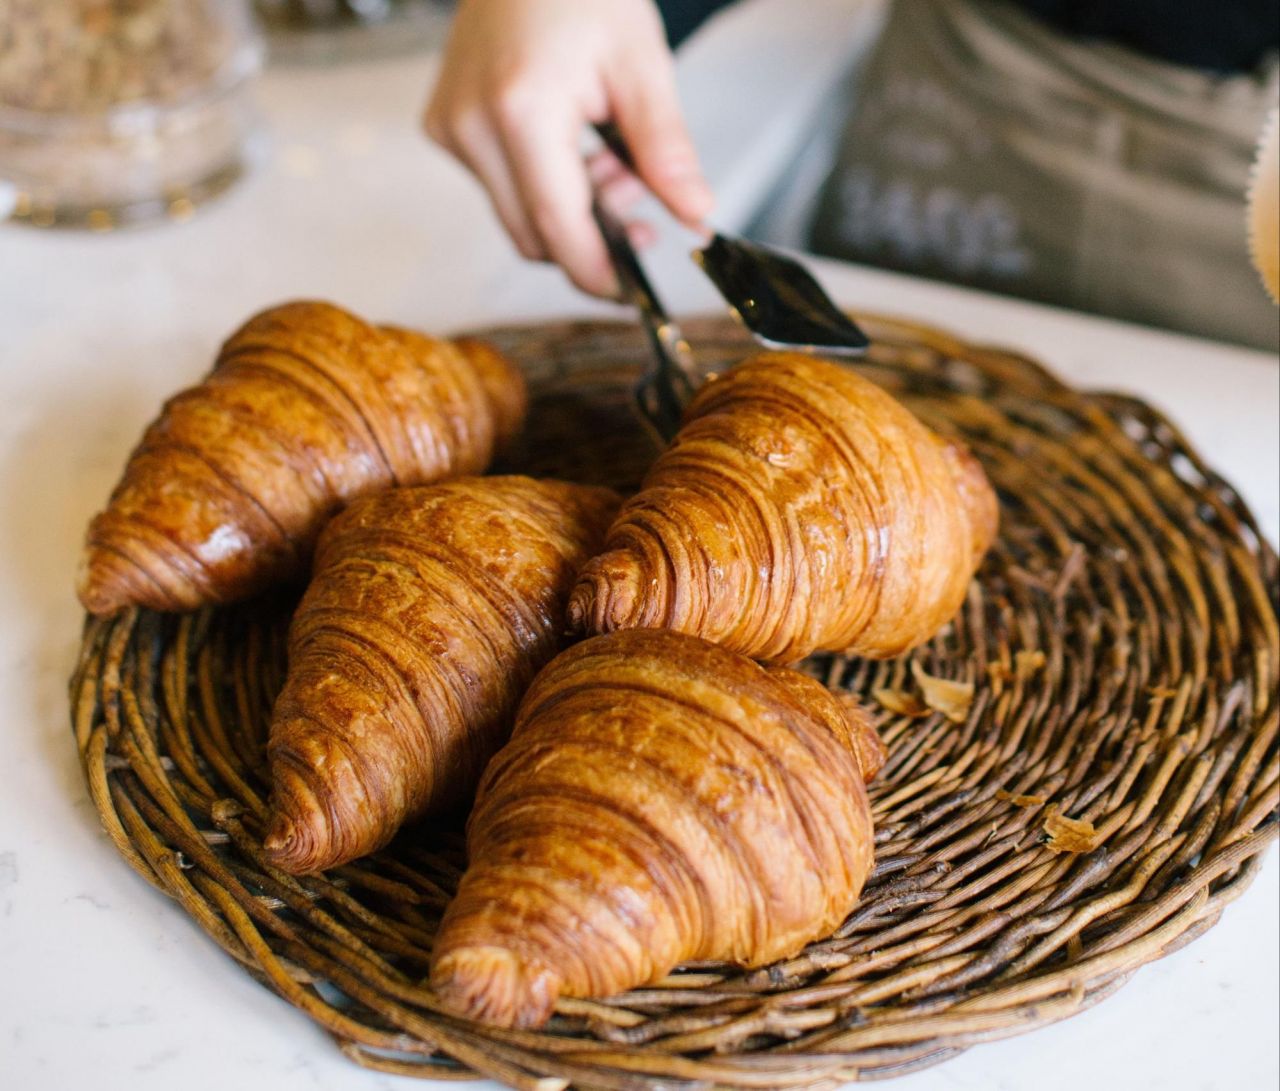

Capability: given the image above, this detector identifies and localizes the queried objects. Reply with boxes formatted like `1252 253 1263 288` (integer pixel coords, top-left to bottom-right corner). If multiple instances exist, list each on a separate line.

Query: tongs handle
592 192 673 342
590 121 697 444
592 196 693 442
591 122 673 339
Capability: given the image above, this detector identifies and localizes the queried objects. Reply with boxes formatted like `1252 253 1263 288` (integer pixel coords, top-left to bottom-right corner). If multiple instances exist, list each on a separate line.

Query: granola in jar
0 1 263 228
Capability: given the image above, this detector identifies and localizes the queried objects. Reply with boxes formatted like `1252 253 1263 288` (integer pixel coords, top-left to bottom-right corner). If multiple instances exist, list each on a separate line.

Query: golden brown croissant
430 628 882 1028
264 475 620 875
569 352 998 663
78 301 526 615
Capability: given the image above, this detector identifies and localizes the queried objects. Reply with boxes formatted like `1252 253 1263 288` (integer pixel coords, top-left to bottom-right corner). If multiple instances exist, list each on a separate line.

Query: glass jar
0 0 264 229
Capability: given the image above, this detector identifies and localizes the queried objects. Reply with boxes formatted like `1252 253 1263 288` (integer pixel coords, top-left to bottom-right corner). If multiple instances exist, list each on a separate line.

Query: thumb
606 60 713 228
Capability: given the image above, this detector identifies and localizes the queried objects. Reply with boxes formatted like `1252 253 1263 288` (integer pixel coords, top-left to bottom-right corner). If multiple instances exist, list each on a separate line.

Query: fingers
428 95 620 296
627 220 658 249
430 107 547 262
587 150 647 221
586 149 629 188
495 95 620 297
420 0 691 295
606 54 714 229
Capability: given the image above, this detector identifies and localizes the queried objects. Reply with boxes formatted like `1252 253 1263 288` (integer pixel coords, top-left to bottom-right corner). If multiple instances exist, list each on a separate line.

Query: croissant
264 475 620 874
78 301 526 615
569 352 998 663
430 628 883 1028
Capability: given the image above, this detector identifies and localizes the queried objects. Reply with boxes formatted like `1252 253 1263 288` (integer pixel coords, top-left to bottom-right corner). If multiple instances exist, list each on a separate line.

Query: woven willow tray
70 314 1279 1089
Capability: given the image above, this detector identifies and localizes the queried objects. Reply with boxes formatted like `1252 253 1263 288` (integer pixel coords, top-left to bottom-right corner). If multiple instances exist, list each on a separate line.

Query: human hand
424 0 714 296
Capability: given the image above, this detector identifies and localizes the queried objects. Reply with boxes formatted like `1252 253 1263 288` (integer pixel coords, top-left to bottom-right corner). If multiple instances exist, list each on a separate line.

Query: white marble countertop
0 4 1276 1089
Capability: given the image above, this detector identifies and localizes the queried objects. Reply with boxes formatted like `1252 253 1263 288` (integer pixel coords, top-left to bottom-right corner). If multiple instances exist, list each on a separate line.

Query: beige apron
809 0 1280 350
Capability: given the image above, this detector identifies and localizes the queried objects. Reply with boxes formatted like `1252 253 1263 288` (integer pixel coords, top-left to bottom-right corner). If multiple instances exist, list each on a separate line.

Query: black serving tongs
591 122 869 444
592 184 699 447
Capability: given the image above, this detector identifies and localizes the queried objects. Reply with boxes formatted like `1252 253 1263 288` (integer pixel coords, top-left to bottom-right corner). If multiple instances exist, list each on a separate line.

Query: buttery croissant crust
570 352 998 663
78 301 527 615
430 629 882 1029
264 476 621 874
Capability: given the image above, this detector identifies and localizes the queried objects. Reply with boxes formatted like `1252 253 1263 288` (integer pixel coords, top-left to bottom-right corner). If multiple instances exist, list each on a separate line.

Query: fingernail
667 171 714 216
626 221 657 249
665 164 705 186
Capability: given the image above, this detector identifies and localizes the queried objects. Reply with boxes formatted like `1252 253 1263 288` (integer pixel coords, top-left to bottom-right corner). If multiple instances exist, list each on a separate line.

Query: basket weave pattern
70 316 1279 1088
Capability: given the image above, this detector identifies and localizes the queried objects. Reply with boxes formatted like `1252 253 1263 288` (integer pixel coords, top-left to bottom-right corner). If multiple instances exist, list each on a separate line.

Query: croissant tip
76 548 127 616
262 814 292 854
564 586 589 634
431 946 560 1029
263 761 332 874
77 585 121 617
262 813 310 872
568 551 645 635
452 337 528 451
835 695 888 783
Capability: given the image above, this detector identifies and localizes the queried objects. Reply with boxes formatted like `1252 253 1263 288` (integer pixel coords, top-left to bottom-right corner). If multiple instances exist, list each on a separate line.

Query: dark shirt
659 0 737 48
655 0 1280 72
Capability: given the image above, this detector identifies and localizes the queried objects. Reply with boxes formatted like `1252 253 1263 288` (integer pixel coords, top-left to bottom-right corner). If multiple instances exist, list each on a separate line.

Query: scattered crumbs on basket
872 687 930 718
1015 650 1046 678
996 790 1048 808
986 660 1012 696
1043 806 1101 854
988 651 1045 696
987 661 1012 682
911 661 973 723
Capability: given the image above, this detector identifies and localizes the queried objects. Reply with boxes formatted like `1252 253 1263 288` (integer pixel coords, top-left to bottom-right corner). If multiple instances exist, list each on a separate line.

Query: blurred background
0 0 1276 347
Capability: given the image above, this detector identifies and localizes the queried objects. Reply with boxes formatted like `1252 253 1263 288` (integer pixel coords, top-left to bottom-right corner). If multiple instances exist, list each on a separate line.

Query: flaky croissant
78 301 526 615
569 352 998 663
264 476 620 875
430 628 883 1029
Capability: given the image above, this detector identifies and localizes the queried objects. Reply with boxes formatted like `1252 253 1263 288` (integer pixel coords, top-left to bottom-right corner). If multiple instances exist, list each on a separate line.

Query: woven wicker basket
70 314 1279 1089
